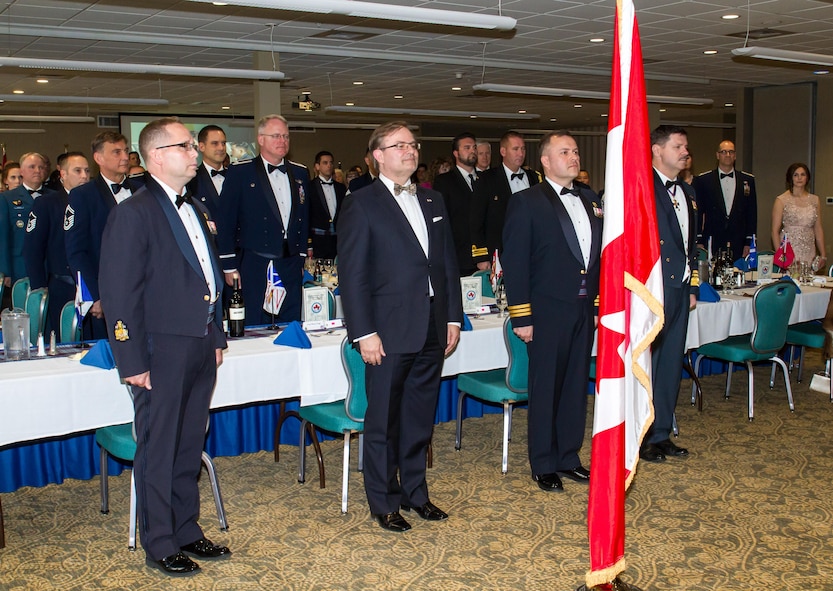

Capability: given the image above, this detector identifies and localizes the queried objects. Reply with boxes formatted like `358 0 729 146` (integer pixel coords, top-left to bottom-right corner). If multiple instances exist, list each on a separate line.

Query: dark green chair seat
455 317 528 474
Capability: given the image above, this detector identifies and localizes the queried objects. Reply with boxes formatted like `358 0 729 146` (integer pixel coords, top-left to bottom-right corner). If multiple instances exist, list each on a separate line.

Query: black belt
311 228 336 236
252 241 290 259
49 273 75 286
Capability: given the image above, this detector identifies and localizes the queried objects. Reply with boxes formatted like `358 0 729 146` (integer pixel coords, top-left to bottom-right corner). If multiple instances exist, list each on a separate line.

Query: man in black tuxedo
65 131 145 339
347 149 377 193
339 121 463 533
692 140 757 259
187 125 228 218
643 125 700 463
308 150 346 259
432 132 479 276
470 131 540 270
502 131 602 492
24 152 90 337
217 115 310 325
99 117 230 576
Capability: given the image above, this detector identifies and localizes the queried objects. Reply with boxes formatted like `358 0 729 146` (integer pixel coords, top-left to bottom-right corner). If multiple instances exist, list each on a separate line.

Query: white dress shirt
504 164 530 194
262 158 291 236
203 162 226 195
655 168 690 281
548 179 591 268
318 176 338 219
102 173 131 204
719 168 736 216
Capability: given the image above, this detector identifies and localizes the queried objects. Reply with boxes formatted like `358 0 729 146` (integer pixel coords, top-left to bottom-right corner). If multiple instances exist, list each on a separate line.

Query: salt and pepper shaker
36 332 46 357
48 330 58 356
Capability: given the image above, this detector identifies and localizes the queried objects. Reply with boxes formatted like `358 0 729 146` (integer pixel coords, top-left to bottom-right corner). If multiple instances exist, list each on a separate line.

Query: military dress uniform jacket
654 172 700 297
692 168 757 259
0 185 58 282
431 168 478 275
308 176 346 257
186 164 224 219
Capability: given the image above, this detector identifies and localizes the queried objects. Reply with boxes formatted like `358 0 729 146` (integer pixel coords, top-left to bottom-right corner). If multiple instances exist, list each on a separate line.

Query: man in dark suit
187 125 228 219
308 150 346 259
692 140 757 259
432 132 479 276
24 152 90 336
217 114 310 325
339 121 463 533
502 131 602 492
475 140 492 173
643 125 700 463
99 117 230 576
470 131 540 270
347 148 376 193
0 152 54 287
65 131 145 340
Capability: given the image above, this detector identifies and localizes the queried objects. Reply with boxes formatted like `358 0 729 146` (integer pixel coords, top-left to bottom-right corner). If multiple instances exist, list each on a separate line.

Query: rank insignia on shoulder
233 158 252 166
114 320 129 342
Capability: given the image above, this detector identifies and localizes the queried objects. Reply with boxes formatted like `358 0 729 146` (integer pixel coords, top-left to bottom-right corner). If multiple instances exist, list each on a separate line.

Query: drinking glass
495 282 508 318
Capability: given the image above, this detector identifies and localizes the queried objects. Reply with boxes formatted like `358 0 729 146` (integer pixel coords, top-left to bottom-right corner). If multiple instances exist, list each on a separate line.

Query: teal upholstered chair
297 337 367 514
25 287 48 345
473 269 495 298
11 276 29 310
691 281 797 421
60 301 81 343
455 317 528 473
777 321 831 402
96 389 228 550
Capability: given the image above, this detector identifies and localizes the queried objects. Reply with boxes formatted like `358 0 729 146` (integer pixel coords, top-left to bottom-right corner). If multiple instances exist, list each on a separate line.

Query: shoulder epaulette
232 158 253 166
740 171 754 178
127 172 145 179
289 160 308 169
696 170 711 177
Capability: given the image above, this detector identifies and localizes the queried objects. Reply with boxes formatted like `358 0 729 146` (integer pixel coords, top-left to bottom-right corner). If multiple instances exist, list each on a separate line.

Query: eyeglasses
717 150 736 155
155 141 198 152
379 141 420 152
260 133 290 141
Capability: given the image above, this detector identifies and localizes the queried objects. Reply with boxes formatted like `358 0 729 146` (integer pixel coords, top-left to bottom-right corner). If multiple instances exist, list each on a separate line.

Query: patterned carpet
2 362 833 591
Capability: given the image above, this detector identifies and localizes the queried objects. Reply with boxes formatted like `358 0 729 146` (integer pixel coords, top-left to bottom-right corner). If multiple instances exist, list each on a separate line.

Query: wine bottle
228 277 245 337
712 249 724 289
222 307 229 335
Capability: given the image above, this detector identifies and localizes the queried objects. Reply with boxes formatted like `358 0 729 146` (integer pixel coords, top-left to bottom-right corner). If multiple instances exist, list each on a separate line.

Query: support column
253 51 282 122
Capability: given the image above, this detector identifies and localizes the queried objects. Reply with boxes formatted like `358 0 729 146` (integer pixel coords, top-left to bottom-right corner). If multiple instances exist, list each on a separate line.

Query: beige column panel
814 78 833 262
253 51 281 121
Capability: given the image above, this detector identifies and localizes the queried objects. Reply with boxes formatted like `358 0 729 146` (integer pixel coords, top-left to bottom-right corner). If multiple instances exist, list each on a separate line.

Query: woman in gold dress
771 162 827 268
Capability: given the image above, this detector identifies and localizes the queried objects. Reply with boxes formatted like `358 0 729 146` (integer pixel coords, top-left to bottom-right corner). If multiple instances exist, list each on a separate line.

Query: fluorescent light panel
0 115 95 122
325 105 539 120
731 46 833 67
189 0 517 31
473 83 713 106
0 94 168 106
0 57 285 80
0 127 46 133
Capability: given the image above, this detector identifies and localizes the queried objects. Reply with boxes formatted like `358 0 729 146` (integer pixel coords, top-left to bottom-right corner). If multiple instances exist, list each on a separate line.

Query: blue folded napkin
80 339 116 369
779 275 801 294
273 321 312 349
698 282 720 302
462 315 473 331
733 258 749 272
303 269 315 284
333 286 340 296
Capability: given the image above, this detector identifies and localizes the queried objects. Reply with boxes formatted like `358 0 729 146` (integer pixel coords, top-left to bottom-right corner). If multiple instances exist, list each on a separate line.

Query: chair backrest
341 337 368 422
11 277 30 310
326 289 337 320
0 272 4 306
60 300 81 343
750 281 797 354
473 269 495 298
503 318 529 393
25 287 48 345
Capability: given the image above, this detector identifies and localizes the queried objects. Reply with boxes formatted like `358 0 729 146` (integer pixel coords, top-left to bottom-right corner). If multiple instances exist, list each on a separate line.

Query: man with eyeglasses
65 131 146 339
693 140 757 260
187 125 228 219
99 117 230 576
218 114 310 325
339 121 463 533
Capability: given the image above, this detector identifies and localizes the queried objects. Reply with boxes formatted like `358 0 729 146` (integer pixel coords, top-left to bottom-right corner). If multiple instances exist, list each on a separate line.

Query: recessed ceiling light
549 118 557 122
659 108 667 112
352 81 363 85
212 2 228 5
518 110 526 114
393 95 404 99
301 90 311 95
601 113 608 117
814 69 830 75
36 78 48 84
590 38 604 43
722 14 740 20
451 86 462 91
470 115 477 118
724 102 734 107
221 105 231 110
345 102 354 106
573 104 582 108
12 90 24 94
703 50 718 55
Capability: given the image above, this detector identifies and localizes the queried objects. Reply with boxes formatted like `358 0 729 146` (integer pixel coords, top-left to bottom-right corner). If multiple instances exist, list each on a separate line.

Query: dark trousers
310 233 337 260
239 250 303 325
526 298 593 474
648 282 690 443
132 327 217 560
362 304 443 514
45 276 75 339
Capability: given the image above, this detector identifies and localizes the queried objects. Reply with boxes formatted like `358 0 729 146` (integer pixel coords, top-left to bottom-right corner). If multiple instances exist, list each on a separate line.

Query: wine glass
494 282 508 318
722 266 735 295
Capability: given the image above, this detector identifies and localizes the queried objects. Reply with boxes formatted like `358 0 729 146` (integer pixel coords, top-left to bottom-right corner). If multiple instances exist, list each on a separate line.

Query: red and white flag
586 0 664 587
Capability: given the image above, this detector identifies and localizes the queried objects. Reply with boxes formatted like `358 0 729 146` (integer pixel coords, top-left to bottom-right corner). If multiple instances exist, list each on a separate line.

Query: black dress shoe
372 511 412 532
401 501 448 521
146 552 200 576
639 443 666 463
532 473 564 492
655 439 689 457
557 466 591 483
181 537 231 560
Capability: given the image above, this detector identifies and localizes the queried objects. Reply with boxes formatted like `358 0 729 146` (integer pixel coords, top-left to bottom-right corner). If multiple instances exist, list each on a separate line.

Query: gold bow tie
393 183 417 196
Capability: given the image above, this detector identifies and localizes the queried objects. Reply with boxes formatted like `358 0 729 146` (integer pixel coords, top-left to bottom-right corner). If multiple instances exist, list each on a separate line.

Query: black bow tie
175 192 192 209
511 171 525 181
320 179 333 186
720 171 734 179
268 163 287 174
393 183 417 196
560 186 580 197
665 180 678 189
27 188 41 196
111 183 125 194
210 168 226 177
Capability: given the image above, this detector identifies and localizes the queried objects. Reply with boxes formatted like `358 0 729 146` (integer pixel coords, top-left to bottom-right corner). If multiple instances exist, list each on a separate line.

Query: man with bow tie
100 117 230 576
642 125 700 463
502 131 602 493
187 125 229 219
0 152 57 289
308 150 346 260
217 115 310 325
693 139 757 259
339 121 463 532
65 131 146 339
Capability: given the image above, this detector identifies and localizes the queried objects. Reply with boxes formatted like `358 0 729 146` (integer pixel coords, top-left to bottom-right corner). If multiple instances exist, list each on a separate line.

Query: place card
302 286 331 322
757 254 774 284
460 277 482 314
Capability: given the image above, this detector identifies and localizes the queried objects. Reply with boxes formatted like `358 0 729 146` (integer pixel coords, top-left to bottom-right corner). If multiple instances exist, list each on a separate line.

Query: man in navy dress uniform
99 117 230 576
